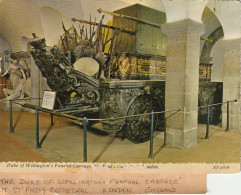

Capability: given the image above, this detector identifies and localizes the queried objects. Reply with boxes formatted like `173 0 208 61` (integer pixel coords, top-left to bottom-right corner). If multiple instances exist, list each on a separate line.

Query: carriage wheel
125 95 159 143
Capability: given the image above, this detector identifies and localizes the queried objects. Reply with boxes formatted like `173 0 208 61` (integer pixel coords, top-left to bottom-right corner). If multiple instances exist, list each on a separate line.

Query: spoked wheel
125 95 160 143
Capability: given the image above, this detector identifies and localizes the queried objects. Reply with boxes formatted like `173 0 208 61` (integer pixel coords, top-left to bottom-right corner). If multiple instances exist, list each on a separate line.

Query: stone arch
206 0 240 40
200 27 224 64
162 0 208 23
210 37 224 82
201 1 241 129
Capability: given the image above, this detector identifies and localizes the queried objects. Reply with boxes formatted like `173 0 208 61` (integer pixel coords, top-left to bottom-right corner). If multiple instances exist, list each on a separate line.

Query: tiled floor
0 110 240 163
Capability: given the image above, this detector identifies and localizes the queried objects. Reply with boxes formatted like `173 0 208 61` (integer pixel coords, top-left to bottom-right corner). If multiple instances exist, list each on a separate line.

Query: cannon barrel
71 17 135 35
97 8 162 28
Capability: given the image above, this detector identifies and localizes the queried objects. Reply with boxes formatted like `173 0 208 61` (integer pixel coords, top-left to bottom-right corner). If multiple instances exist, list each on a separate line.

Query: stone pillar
162 19 205 149
30 56 40 106
30 56 51 107
222 39 241 129
40 76 51 102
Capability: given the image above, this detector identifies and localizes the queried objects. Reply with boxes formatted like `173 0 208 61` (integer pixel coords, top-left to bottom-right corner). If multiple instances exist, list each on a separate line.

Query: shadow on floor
13 111 23 129
153 144 165 158
93 136 116 162
40 124 53 146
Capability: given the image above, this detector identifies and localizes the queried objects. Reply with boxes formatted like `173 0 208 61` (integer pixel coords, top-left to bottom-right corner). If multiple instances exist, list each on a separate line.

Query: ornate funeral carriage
29 4 222 143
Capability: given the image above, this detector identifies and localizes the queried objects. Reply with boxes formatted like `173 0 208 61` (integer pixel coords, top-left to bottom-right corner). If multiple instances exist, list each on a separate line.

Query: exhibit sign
41 91 56 110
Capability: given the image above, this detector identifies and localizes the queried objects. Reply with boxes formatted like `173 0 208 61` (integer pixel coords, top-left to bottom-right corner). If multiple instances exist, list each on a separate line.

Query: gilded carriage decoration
199 63 212 80
113 54 166 80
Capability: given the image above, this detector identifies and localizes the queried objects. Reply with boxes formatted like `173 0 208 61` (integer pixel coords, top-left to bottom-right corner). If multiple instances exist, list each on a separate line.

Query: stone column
30 56 51 107
222 39 241 129
40 76 51 102
30 56 40 106
162 19 205 149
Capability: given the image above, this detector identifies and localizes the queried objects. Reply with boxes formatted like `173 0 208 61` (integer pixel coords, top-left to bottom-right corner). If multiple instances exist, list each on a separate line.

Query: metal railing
8 99 180 162
83 109 181 161
6 98 237 162
198 99 237 139
7 98 42 133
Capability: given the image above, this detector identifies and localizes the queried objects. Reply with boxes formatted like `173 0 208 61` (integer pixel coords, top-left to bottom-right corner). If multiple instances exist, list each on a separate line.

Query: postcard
0 0 240 194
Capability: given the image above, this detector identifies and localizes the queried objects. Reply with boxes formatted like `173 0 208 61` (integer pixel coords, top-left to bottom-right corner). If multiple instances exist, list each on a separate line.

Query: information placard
41 91 56 110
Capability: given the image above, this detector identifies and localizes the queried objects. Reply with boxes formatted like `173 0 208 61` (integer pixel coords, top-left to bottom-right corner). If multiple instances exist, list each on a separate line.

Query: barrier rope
198 99 237 109
9 99 237 122
12 100 181 122
7 98 238 162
